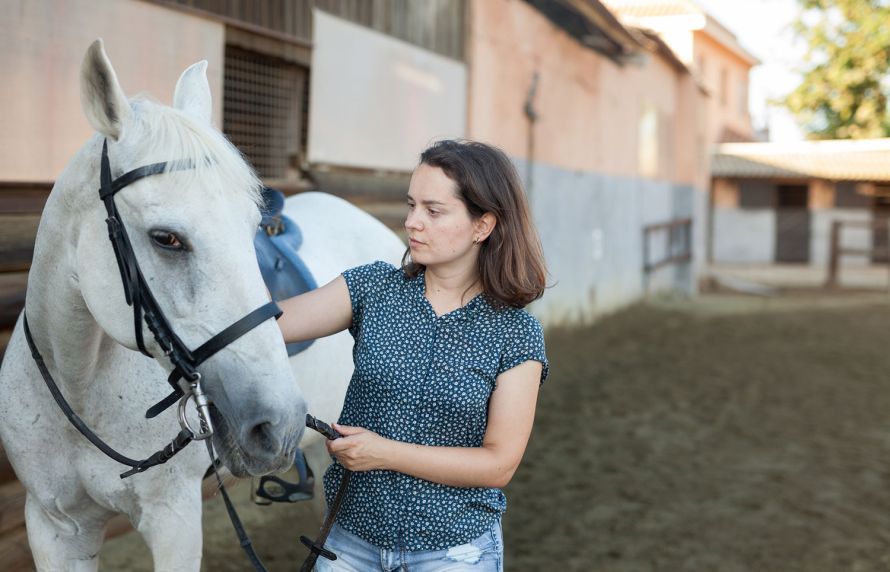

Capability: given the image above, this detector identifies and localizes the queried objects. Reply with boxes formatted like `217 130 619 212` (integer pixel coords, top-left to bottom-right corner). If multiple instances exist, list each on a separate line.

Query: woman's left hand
326 423 391 472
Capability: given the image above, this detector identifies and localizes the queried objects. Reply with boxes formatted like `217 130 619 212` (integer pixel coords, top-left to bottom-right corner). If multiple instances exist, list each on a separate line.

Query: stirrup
253 448 314 504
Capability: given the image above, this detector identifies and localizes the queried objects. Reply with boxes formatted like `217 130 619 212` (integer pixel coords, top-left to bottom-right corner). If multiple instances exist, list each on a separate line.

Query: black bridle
23 138 349 571
25 138 282 473
21 138 289 570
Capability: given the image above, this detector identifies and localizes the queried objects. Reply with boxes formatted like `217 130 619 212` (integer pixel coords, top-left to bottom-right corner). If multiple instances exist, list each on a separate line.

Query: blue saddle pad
254 188 317 357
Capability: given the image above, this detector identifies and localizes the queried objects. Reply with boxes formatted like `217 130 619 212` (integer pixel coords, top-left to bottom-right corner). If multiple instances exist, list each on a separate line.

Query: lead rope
205 415 345 572
300 415 351 572
205 438 270 572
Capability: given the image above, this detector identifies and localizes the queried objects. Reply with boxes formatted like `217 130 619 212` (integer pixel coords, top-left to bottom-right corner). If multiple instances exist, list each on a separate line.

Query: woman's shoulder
342 260 406 295
344 260 401 281
486 303 544 337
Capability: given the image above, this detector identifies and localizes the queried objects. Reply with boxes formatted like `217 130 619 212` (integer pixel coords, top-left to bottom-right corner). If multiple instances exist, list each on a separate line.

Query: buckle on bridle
178 373 214 440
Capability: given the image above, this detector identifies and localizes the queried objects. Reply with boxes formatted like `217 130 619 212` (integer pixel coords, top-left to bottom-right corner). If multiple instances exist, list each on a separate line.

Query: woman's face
405 164 480 270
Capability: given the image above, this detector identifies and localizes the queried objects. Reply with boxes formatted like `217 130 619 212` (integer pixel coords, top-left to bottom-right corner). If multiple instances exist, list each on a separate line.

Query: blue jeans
313 521 504 572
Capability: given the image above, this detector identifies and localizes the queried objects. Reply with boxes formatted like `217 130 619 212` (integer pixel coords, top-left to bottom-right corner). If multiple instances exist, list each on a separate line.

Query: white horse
0 40 404 571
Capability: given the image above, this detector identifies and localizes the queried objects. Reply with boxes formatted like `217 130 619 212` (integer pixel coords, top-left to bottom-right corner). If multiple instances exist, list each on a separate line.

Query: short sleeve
497 312 549 384
341 261 396 337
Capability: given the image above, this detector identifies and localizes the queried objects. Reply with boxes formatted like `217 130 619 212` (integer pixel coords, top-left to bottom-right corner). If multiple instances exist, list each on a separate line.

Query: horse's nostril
247 421 279 455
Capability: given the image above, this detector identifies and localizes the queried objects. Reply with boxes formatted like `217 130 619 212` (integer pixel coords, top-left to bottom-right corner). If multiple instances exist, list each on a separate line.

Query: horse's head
73 39 306 476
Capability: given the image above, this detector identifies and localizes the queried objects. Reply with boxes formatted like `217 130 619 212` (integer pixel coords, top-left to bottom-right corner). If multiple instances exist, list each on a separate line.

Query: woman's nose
405 211 422 230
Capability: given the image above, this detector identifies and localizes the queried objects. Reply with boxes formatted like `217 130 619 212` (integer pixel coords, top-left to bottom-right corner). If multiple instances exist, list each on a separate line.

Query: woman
278 139 549 571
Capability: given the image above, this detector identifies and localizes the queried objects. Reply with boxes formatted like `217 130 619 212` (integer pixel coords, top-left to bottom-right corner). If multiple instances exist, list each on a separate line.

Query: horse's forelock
127 96 263 207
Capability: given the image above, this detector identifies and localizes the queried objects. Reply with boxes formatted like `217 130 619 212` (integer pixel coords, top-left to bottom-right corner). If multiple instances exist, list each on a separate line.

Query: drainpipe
524 71 540 197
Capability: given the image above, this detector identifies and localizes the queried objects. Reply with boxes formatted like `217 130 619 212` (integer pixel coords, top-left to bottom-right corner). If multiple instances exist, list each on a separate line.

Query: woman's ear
474 213 497 243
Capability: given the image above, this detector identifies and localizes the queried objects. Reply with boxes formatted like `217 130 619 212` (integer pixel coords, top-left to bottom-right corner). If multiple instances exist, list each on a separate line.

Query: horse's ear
173 61 212 125
80 39 131 141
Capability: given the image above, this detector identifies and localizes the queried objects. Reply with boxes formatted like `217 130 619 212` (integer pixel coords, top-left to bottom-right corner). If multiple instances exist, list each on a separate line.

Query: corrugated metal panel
150 0 464 60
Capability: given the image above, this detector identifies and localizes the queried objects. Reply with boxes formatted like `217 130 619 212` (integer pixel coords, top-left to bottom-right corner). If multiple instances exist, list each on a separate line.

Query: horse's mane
128 96 263 206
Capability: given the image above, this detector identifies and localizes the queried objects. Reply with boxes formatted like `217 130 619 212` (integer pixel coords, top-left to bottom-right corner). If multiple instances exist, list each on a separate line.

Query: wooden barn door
775 185 810 263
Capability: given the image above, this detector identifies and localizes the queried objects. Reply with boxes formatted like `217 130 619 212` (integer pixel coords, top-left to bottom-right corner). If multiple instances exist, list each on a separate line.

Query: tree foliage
783 0 890 139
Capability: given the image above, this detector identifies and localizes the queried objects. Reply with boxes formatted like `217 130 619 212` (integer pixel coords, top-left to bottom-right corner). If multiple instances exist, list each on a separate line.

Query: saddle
254 187 317 357
252 188 317 502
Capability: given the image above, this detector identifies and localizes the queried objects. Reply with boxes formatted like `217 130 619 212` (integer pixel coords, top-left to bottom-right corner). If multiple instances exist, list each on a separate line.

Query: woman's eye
428 209 439 216
150 231 186 251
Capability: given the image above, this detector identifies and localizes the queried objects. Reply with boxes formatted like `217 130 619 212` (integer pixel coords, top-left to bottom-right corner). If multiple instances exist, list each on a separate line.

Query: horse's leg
25 493 108 572
137 488 203 572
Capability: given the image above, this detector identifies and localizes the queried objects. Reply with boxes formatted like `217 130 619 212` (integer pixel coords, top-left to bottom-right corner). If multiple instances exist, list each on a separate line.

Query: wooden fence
642 218 692 293
825 219 890 289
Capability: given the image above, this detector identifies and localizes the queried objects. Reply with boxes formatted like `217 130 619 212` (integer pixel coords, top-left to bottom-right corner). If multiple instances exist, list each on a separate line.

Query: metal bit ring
178 373 214 440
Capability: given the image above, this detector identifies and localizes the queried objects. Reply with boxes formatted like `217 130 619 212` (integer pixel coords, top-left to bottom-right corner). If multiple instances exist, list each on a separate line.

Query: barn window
223 45 308 182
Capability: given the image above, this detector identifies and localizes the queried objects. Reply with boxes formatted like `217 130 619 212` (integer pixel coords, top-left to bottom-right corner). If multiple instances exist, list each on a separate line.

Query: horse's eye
150 230 186 251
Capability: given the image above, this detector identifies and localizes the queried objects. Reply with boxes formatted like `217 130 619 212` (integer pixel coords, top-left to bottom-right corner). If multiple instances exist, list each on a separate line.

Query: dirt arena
102 292 890 571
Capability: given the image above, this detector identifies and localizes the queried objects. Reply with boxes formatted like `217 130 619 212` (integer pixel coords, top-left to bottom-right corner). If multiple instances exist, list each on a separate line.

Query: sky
696 0 807 142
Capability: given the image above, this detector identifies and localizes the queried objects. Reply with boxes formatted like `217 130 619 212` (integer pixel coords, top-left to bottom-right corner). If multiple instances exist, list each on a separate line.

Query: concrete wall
713 208 873 266
0 0 224 183
467 0 707 325
517 159 695 323
811 209 873 267
712 208 775 262
712 178 875 266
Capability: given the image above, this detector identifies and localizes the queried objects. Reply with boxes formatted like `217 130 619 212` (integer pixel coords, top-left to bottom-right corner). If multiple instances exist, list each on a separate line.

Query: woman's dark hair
402 139 547 308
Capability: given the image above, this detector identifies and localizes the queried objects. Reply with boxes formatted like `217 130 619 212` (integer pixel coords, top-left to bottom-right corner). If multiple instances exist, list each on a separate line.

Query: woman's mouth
409 238 424 247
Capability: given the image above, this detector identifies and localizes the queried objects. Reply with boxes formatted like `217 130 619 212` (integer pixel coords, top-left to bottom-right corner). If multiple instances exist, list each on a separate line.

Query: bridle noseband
24 138 282 477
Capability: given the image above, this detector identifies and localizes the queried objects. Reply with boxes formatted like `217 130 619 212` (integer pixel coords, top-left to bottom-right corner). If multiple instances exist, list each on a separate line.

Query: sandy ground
101 292 890 571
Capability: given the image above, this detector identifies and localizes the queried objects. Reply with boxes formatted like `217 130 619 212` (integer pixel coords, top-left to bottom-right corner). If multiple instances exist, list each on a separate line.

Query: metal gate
223 45 308 181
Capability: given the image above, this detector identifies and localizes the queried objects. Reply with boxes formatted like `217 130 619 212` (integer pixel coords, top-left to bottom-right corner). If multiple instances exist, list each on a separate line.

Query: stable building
710 139 890 267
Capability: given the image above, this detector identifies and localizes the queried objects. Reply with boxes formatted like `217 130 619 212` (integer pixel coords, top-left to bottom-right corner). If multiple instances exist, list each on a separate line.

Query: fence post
885 218 890 293
825 220 840 289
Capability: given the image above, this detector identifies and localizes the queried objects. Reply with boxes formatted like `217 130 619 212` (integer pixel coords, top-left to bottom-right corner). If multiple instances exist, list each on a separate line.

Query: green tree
783 0 890 139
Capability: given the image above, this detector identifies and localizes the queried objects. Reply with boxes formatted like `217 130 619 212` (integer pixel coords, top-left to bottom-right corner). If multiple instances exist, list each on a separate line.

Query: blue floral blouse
323 261 549 551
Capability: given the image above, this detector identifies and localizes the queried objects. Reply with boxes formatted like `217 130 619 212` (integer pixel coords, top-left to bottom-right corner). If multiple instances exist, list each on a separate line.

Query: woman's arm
327 359 542 488
277 275 353 343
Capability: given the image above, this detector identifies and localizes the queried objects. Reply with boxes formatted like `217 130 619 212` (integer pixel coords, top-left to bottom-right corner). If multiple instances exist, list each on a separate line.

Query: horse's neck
25 174 123 391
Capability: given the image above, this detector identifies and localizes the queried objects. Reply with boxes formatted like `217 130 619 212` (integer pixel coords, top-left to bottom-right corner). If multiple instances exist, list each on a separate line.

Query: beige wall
809 179 834 209
713 178 739 208
693 30 754 144
0 0 224 183
467 0 706 186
